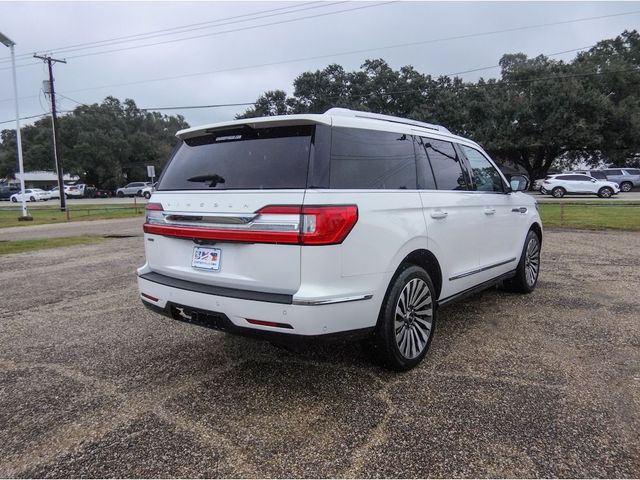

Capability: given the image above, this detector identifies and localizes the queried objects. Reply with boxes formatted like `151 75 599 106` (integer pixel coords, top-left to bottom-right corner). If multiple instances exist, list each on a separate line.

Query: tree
0 97 189 189
238 30 640 179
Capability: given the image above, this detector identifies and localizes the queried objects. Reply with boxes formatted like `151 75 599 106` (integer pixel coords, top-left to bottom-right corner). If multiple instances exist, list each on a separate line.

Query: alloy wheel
395 278 433 359
524 236 540 287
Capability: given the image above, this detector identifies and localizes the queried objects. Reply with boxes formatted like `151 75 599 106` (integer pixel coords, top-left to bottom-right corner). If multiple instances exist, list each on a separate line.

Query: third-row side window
330 128 417 189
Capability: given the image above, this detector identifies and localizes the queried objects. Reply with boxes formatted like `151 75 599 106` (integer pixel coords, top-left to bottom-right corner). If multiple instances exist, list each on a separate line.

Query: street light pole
0 31 30 220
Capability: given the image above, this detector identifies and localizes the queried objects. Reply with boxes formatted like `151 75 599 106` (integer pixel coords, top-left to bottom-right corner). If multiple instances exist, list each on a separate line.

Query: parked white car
140 182 156 199
34 188 51 200
137 108 542 370
65 184 85 198
116 182 151 197
48 186 65 199
540 173 620 198
10 189 47 202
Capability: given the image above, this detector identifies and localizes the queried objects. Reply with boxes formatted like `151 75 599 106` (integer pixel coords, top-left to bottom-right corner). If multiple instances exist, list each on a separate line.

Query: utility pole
34 54 67 211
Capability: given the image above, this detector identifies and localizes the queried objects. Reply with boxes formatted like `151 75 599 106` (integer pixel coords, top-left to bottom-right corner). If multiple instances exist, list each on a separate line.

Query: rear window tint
330 128 417 189
158 125 313 190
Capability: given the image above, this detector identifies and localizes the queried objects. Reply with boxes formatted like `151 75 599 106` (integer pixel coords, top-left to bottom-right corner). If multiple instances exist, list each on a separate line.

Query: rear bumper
140 299 373 345
137 272 380 338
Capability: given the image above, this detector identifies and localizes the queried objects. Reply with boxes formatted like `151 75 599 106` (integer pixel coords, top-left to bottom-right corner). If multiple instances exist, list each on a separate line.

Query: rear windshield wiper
187 174 226 187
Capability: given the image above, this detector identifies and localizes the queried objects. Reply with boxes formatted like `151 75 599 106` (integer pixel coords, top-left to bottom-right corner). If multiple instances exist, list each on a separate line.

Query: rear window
624 169 640 175
158 125 313 190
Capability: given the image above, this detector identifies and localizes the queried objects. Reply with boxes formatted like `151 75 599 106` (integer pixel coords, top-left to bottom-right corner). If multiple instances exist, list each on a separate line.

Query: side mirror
591 178 597 183
510 175 529 192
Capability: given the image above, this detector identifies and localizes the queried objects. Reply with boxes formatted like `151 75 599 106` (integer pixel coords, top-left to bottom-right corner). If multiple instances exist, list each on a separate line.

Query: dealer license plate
192 246 221 271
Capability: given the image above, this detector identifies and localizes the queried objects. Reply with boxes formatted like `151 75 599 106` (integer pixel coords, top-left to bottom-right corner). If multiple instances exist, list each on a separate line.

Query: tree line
239 30 640 181
0 97 189 189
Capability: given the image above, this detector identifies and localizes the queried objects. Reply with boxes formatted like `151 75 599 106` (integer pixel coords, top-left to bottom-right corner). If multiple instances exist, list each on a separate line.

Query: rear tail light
145 202 165 225
143 204 358 246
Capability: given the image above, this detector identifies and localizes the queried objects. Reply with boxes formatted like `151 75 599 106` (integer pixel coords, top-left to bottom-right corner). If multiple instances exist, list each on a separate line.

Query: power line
0 2 396 71
141 102 255 111
0 5 633 103
137 67 639 113
0 112 50 125
8 4 636 74
2 62 636 125
0 34 601 105
0 1 327 64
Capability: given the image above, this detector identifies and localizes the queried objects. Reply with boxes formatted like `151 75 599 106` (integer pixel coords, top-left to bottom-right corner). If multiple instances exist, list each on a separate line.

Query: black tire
598 187 613 198
504 230 541 294
620 182 632 193
551 187 565 198
136 190 143 197
369 264 437 371
29 196 35 202
143 191 151 199
116 191 124 198
11 197 16 203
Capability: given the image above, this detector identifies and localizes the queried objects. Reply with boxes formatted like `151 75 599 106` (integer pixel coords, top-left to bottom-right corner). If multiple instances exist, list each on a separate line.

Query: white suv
540 173 620 198
137 108 542 370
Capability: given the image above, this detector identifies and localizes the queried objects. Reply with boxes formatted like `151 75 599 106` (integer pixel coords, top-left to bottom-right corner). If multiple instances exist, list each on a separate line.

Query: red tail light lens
143 204 357 246
298 205 358 245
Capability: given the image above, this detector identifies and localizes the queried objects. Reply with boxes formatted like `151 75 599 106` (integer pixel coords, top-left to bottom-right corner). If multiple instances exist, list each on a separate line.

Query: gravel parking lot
0 224 638 477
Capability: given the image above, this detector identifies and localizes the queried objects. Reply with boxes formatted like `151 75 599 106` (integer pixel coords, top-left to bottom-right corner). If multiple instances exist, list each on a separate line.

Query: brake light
143 204 358 246
298 205 358 245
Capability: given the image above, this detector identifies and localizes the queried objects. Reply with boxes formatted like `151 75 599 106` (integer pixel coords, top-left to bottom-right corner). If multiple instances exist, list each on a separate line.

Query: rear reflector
246 319 294 329
140 292 159 302
143 204 358 246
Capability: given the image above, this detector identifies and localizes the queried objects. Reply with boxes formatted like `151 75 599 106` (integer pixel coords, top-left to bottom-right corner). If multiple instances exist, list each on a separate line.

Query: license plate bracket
192 246 221 271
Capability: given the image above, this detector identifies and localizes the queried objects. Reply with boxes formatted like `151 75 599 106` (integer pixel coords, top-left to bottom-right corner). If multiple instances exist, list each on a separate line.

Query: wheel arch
529 221 543 246
394 249 443 301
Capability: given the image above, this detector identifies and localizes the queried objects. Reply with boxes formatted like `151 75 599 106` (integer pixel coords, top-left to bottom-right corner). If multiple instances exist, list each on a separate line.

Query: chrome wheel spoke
394 277 433 359
525 237 540 286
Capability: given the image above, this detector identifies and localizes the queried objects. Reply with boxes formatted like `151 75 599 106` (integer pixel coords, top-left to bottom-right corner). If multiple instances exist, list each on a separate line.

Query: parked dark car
0 183 20 200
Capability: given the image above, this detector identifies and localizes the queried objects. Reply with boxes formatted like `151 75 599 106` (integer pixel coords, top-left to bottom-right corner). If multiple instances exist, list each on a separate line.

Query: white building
13 170 79 188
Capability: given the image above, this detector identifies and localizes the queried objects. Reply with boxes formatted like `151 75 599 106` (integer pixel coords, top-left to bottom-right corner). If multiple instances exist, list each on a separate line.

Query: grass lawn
0 235 105 256
539 203 640 231
0 203 144 228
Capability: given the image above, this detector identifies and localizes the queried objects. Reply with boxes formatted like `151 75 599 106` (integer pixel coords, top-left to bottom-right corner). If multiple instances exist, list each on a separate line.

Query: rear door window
158 125 313 190
590 171 606 179
421 138 468 190
330 128 417 189
604 169 623 176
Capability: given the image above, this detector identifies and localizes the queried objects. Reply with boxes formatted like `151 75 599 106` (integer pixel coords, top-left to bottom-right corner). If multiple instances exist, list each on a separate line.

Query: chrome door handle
430 210 448 219
484 208 496 215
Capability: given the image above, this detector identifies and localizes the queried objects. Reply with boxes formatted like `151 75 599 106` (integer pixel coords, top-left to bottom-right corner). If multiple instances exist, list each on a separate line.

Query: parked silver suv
600 168 640 192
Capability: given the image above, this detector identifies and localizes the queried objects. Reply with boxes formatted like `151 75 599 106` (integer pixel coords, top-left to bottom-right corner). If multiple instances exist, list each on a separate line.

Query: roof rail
325 107 450 133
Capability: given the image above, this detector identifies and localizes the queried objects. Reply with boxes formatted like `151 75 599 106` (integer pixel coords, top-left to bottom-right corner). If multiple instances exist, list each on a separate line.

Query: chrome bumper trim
292 294 373 306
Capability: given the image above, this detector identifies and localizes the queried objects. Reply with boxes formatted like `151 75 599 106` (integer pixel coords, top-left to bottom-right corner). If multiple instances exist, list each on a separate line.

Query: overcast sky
1 1 639 129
